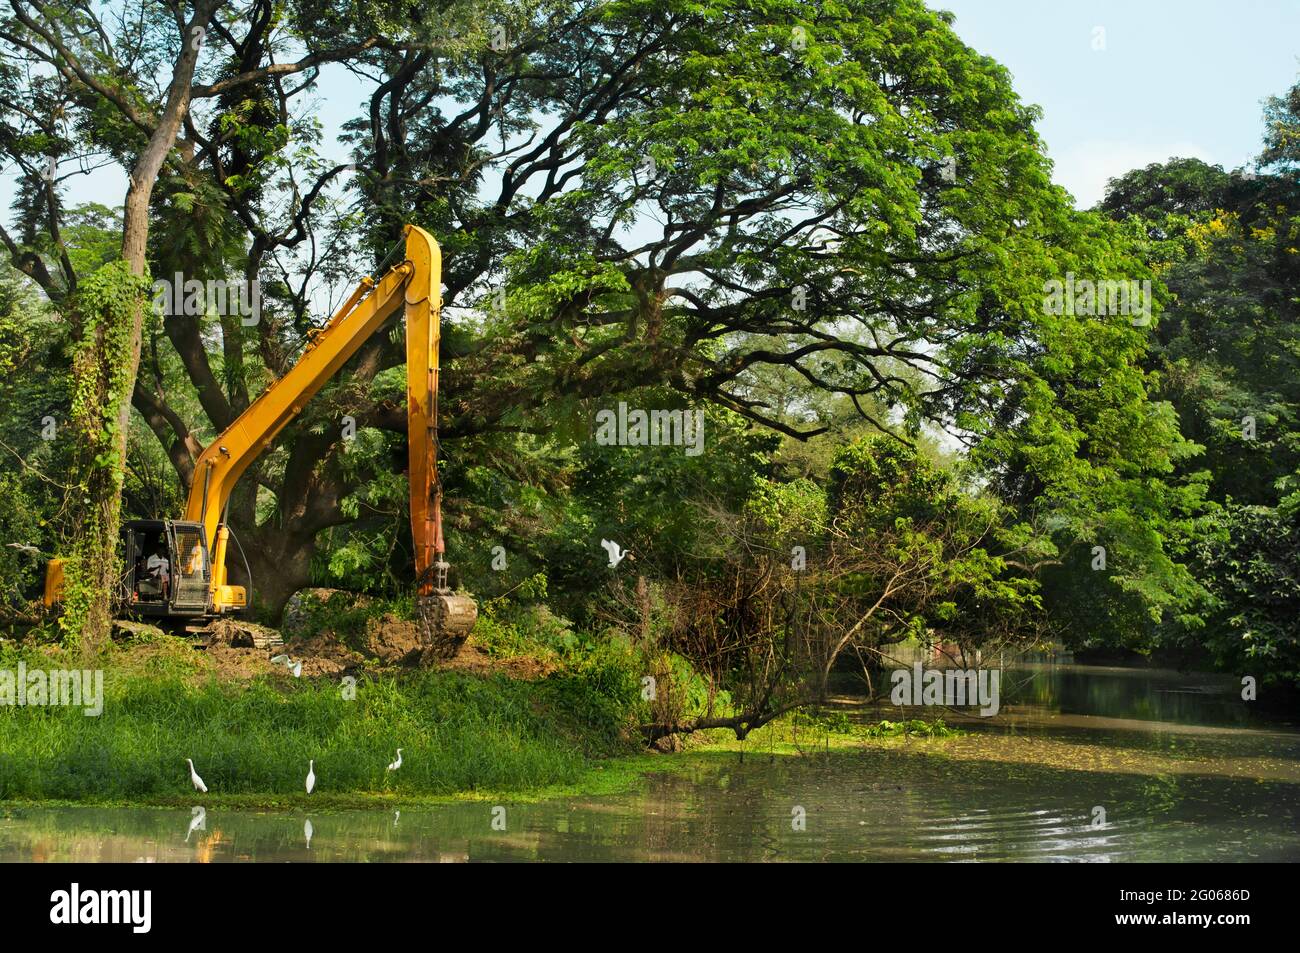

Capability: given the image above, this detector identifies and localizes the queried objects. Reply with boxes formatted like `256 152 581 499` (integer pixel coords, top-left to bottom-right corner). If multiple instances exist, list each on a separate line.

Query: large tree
0 0 486 643
1087 79 1300 682
5 0 1196 629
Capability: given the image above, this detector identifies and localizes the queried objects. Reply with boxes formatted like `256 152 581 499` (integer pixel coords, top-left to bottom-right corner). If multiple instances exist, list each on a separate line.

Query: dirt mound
275 611 419 672
97 586 545 684
362 613 422 663
205 644 281 681
277 624 554 681
279 631 367 677
436 638 557 680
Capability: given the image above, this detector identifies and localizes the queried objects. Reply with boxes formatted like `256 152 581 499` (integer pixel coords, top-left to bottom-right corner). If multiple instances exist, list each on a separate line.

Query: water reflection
1 745 1297 862
883 643 1276 728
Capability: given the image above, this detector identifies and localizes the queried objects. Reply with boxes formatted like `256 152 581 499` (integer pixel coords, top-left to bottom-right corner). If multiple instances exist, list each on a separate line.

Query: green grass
0 628 947 806
0 644 643 803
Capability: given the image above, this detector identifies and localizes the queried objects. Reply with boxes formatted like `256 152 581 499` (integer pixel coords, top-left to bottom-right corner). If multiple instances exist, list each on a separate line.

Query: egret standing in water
386 748 402 773
186 758 207 793
306 759 316 794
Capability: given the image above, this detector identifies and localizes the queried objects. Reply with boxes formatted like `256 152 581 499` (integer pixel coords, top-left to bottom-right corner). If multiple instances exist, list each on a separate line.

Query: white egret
186 758 207 793
270 654 302 676
386 748 403 772
306 759 316 794
185 808 205 843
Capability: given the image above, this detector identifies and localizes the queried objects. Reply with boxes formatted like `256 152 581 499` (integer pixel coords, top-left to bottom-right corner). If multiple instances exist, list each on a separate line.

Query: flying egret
5 542 39 556
306 759 316 794
186 758 207 793
386 748 403 772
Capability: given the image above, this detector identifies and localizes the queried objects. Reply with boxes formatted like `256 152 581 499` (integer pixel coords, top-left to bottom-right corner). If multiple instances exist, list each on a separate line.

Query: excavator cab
118 519 215 618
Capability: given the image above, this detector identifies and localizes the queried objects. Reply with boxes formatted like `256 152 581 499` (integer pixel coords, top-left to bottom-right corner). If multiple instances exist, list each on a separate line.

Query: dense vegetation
1 0 1297 772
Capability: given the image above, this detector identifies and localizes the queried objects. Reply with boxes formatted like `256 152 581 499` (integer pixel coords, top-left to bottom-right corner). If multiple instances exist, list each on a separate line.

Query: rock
281 588 374 639
650 734 683 753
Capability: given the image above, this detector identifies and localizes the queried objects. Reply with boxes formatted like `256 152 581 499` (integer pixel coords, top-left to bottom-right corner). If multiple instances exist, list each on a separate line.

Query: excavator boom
178 224 474 651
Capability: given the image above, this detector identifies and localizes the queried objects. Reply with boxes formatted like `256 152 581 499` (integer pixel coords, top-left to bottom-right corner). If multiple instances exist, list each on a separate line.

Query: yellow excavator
44 224 478 654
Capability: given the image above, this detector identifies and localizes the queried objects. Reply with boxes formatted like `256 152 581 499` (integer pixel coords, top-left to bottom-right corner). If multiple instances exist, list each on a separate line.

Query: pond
3 655 1298 861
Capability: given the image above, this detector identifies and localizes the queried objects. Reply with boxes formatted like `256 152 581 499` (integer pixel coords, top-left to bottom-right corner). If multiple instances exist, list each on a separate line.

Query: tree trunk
239 525 319 623
59 262 149 656
59 4 217 654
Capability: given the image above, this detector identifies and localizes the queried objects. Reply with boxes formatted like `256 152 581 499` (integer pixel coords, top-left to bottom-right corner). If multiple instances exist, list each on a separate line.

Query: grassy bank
0 609 965 806
0 633 649 803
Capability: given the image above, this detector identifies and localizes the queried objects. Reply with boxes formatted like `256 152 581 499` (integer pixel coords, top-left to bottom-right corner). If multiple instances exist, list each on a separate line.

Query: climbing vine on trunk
59 262 150 656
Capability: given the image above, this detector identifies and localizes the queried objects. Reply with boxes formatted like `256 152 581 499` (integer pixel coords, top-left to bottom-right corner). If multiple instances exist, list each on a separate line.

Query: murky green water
2 657 1298 861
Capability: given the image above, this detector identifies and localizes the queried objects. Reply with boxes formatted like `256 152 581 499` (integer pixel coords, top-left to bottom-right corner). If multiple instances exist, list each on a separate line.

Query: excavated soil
204 644 282 681
437 639 556 680
97 598 556 683
209 616 553 682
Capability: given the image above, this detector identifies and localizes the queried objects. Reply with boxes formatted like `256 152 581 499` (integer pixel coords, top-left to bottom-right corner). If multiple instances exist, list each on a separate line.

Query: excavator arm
186 224 475 650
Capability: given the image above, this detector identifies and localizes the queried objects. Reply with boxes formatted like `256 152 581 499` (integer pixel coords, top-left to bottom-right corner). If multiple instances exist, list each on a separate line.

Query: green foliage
744 476 828 541
474 600 576 660
541 636 644 751
0 270 68 613
862 718 959 739
1175 504 1300 686
827 437 1043 647
1081 80 1300 683
57 261 151 651
4 0 1294 706
793 708 852 735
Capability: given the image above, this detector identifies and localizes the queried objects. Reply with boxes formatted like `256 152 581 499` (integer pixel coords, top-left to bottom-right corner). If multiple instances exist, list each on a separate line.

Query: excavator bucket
416 591 479 659
405 226 477 658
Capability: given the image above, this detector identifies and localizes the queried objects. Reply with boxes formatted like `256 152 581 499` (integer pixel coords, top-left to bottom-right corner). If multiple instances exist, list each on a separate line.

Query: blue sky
9 1 1300 216
939 0 1300 205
